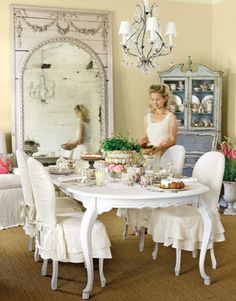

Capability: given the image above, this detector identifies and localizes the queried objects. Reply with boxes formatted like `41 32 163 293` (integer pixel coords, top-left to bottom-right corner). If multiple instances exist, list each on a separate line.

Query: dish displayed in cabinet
192 81 214 92
164 81 185 92
191 121 213 127
173 95 183 106
202 95 214 104
192 95 200 104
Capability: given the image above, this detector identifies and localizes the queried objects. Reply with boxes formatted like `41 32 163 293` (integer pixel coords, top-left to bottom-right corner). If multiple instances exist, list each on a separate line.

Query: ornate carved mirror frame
11 5 113 152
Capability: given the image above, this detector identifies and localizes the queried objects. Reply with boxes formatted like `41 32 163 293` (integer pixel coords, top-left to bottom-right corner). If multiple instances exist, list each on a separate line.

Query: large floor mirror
12 6 113 158
22 38 106 155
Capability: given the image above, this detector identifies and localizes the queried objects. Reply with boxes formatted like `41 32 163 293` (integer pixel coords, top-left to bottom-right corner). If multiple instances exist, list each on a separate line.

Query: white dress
145 112 173 169
71 121 91 161
117 111 174 229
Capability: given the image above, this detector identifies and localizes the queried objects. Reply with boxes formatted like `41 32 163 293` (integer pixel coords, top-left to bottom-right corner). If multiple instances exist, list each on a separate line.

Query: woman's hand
61 143 76 150
143 146 161 156
140 137 149 148
159 140 169 148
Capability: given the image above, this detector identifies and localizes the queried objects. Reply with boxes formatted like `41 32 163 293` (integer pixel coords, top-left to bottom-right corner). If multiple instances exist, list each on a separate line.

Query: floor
0 210 235 301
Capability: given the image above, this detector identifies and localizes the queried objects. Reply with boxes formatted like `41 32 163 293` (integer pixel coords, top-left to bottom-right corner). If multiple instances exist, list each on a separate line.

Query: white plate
151 184 190 192
192 95 200 104
202 95 214 105
173 95 182 106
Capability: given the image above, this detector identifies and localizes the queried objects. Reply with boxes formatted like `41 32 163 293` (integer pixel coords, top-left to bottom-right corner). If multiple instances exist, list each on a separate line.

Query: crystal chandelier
28 72 56 104
119 0 177 74
28 49 56 104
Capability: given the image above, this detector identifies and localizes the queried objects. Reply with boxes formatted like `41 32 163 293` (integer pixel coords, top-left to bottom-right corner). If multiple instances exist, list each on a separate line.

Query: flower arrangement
219 137 236 182
107 164 125 181
24 138 40 156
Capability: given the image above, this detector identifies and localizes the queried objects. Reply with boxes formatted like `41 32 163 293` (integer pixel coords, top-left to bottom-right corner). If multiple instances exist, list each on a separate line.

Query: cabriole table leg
80 203 98 299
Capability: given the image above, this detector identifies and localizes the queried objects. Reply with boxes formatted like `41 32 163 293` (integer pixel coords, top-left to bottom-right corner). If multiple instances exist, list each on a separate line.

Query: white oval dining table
53 180 210 299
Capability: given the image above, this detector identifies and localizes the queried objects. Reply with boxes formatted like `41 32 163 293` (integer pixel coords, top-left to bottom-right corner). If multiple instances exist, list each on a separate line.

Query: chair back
16 150 34 207
160 145 186 175
193 151 225 211
0 132 7 154
28 158 56 227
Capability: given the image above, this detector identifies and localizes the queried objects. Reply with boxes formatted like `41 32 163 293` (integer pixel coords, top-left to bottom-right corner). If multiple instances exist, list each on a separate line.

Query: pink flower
107 164 116 172
232 149 236 159
107 164 124 173
220 142 228 156
113 164 124 173
228 149 236 159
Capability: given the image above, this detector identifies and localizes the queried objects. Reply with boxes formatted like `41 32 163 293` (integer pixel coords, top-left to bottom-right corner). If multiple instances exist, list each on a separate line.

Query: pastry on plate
159 179 185 189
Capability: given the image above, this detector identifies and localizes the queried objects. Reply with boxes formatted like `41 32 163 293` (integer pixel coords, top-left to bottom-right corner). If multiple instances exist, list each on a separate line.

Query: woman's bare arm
73 123 84 146
140 115 149 146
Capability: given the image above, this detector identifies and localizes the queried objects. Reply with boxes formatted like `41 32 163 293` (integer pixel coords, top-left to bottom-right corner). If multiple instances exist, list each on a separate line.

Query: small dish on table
48 166 74 175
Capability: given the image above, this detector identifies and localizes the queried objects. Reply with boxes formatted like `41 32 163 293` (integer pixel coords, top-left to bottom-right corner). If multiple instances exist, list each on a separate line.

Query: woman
141 84 178 170
117 84 178 236
62 104 91 160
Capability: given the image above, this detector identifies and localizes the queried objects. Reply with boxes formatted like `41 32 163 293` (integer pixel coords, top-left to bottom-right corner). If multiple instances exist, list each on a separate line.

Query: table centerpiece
102 134 141 165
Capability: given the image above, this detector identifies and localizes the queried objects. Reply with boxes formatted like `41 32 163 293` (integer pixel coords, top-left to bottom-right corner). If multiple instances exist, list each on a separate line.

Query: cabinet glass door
189 78 216 130
163 78 187 129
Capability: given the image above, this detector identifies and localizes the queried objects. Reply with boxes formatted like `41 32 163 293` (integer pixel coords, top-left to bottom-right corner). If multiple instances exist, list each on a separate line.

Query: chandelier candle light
119 0 176 74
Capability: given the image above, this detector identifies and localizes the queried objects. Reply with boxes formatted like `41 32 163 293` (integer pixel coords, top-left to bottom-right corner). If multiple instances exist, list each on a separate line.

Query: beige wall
0 0 214 151
211 0 236 140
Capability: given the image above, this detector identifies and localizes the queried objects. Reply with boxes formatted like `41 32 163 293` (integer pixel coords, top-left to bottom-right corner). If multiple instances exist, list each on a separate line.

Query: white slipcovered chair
16 149 82 257
148 151 225 277
159 145 186 173
28 157 112 290
117 145 186 251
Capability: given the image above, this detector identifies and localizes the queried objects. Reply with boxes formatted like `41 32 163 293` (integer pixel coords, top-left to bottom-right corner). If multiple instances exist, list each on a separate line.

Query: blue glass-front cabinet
159 57 223 176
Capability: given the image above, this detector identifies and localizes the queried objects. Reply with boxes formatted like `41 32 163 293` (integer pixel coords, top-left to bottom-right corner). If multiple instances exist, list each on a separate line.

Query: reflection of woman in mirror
140 84 178 169
62 104 91 160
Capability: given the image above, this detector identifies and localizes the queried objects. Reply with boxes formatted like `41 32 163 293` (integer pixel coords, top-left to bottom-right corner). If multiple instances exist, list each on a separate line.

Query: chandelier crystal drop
119 0 177 74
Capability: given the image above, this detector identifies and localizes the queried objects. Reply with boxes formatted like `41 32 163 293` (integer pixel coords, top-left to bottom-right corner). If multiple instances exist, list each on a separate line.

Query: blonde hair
74 104 90 123
149 84 173 112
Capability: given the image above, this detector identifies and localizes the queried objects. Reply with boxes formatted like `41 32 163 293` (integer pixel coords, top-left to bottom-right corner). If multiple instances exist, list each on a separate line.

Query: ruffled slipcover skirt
147 205 225 251
36 213 112 263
